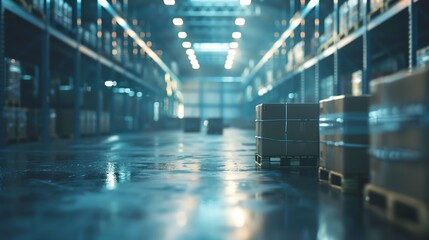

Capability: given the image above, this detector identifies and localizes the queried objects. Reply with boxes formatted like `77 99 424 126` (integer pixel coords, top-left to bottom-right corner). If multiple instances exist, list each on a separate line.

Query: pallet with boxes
255 104 319 168
364 65 429 235
319 95 370 193
319 13 335 52
368 0 401 19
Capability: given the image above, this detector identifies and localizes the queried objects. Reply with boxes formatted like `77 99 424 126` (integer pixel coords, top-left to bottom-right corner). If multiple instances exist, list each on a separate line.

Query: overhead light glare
186 49 195 55
163 0 175 5
172 18 183 26
178 32 187 39
188 55 197 60
232 32 242 39
240 0 251 6
192 64 200 69
193 43 230 52
229 42 239 49
182 42 192 48
235 18 246 26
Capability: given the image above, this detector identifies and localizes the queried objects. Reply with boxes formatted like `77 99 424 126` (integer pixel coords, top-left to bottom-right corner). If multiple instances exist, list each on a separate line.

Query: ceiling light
226 59 234 66
172 18 183 26
192 64 200 70
164 0 175 5
190 59 199 65
232 32 242 39
182 42 192 48
229 42 239 49
225 64 232 69
227 54 235 60
186 49 195 55
240 0 251 6
188 55 197 60
193 43 230 52
235 18 246 26
228 49 236 55
178 32 187 39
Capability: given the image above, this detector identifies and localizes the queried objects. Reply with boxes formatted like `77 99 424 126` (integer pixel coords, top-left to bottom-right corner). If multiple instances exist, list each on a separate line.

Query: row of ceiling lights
164 0 252 70
163 0 252 6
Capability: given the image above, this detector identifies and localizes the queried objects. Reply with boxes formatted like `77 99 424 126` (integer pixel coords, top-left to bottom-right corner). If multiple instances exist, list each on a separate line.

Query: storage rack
242 0 429 119
0 0 183 146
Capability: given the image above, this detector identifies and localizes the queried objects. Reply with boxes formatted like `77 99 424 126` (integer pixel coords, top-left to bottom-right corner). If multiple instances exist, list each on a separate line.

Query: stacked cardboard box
319 96 369 182
27 109 57 140
3 108 16 142
6 59 21 106
417 45 429 67
207 118 223 135
365 66 429 234
255 104 319 158
339 2 349 36
183 117 201 132
16 108 28 141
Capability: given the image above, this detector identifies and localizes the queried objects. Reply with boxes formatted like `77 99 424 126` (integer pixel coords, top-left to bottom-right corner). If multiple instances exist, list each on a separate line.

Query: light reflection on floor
0 129 423 239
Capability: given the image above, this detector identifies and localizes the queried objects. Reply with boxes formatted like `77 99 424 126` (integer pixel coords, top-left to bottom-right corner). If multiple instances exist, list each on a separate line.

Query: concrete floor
0 128 422 239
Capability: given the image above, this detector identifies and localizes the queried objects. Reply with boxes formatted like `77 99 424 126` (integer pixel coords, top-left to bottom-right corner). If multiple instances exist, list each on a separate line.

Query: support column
362 0 371 94
73 0 82 141
41 1 51 143
0 0 5 147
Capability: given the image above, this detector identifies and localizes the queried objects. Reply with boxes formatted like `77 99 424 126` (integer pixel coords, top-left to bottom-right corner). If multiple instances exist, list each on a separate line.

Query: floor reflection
0 129 425 239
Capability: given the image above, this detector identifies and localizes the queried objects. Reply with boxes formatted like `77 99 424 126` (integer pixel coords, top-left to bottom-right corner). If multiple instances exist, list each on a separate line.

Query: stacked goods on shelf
207 118 223 135
27 109 57 140
255 104 319 168
365 66 429 235
286 49 294 71
183 118 201 132
352 70 363 96
3 108 17 142
81 23 97 48
319 95 370 192
16 108 28 141
5 58 21 107
417 45 429 67
100 111 110 134
369 0 384 16
339 1 349 37
320 13 334 50
51 0 73 31
103 31 112 56
56 109 85 138
348 0 365 30
293 41 305 67
320 75 334 100
20 64 40 108
31 0 45 18
12 0 32 12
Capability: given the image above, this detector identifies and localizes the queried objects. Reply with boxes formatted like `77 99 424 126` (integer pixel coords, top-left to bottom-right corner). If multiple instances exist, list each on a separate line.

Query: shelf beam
0 0 5 147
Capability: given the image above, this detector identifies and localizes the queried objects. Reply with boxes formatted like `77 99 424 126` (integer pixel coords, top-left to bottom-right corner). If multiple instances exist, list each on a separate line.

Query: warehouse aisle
0 129 419 239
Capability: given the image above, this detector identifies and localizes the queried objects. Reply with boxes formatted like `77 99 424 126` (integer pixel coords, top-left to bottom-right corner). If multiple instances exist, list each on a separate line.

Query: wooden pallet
5 99 20 107
318 37 335 52
329 171 368 193
365 183 429 236
318 167 330 183
255 153 318 169
318 167 368 193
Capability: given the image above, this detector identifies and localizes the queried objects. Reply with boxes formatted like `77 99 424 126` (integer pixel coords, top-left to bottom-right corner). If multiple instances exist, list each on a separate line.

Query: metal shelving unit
0 0 183 146
243 0 428 118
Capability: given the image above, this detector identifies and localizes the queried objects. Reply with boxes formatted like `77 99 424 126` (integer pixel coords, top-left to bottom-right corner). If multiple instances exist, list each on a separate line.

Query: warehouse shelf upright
0 0 182 146
242 0 429 120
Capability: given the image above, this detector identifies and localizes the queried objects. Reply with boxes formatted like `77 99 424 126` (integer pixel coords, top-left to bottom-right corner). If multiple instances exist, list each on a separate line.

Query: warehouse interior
1 0 429 239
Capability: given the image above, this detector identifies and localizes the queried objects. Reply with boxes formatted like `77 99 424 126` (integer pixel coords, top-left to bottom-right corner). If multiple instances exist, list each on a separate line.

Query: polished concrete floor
0 128 423 239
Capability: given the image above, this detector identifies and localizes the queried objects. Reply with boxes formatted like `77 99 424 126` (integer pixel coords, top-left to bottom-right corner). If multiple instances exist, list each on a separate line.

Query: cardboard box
183 117 201 132
256 104 319 157
16 108 27 140
339 2 349 35
369 66 429 203
319 95 370 175
207 118 223 134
